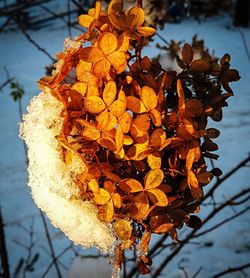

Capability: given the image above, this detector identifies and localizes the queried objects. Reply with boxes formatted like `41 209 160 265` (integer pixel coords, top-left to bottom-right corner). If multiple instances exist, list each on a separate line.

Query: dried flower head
23 0 240 275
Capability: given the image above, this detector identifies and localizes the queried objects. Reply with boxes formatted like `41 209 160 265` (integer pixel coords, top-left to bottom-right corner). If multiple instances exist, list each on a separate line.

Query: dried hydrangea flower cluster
36 0 240 274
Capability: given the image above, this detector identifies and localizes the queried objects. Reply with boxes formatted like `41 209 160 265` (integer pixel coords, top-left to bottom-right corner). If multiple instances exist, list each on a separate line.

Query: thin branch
192 267 203 278
203 154 250 202
238 28 250 63
16 22 55 62
41 244 73 278
67 0 72 37
151 187 250 278
127 234 168 277
212 262 250 278
0 78 14 92
155 32 170 47
194 205 250 238
40 213 63 278
0 9 55 62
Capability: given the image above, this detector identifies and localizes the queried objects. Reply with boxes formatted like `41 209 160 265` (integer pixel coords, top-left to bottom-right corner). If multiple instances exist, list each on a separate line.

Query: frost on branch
20 92 114 253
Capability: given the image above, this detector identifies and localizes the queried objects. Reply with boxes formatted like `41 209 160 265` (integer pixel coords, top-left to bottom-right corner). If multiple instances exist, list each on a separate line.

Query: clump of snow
20 91 114 253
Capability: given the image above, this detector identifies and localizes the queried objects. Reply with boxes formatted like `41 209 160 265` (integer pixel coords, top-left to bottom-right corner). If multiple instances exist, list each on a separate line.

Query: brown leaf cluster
38 0 240 275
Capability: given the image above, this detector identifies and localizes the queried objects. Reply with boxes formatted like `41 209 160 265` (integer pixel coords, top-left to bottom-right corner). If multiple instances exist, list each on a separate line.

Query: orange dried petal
94 1 101 18
103 80 117 106
112 193 122 209
140 86 158 111
126 96 147 113
114 147 125 159
147 152 162 169
102 112 117 132
82 127 101 141
76 60 92 79
101 169 122 182
150 128 166 148
98 32 118 55
109 99 126 118
97 109 109 130
153 223 174 234
187 170 199 188
117 34 129 52
120 178 143 193
132 192 149 221
133 113 150 132
177 79 185 120
130 123 149 143
84 96 106 114
147 189 168 207
124 135 133 145
115 125 124 153
98 135 116 151
93 188 111 205
119 111 132 133
150 109 162 127
140 232 151 253
114 219 132 240
118 89 127 103
126 6 144 28
75 118 94 128
88 179 100 193
145 169 164 189
98 199 114 222
104 180 116 193
71 82 87 97
126 141 149 161
136 26 156 37
79 47 104 63
186 148 195 171
78 14 94 28
107 51 127 73
93 58 111 77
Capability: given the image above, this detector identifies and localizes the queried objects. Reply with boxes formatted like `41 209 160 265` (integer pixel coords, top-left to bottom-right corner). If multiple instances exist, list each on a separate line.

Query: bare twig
212 262 250 278
40 213 63 278
0 9 55 62
16 22 55 62
238 28 250 63
203 154 250 202
150 155 250 278
192 267 203 278
67 0 72 37
0 78 14 91
41 244 73 278
151 187 250 278
194 205 250 238
155 32 170 47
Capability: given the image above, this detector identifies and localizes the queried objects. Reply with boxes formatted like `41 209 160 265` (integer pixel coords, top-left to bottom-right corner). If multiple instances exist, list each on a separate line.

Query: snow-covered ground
0 13 249 278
